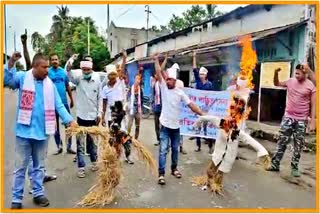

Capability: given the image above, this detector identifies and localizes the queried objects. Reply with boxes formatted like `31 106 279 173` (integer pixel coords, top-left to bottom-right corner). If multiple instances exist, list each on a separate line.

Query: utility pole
14 30 16 52
4 4 8 64
9 26 16 51
87 19 90 55
107 4 110 48
145 5 151 42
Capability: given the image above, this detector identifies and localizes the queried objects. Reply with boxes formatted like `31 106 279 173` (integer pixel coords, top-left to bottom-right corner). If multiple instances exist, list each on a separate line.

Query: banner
179 88 231 139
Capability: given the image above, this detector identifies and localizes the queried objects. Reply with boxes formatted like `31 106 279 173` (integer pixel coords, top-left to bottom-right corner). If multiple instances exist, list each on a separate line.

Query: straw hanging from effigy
66 126 157 207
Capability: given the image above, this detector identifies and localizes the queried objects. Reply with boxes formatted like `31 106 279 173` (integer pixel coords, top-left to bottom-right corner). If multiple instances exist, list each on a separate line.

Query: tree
49 5 70 42
206 4 224 19
168 14 187 32
182 5 207 26
31 6 110 71
31 32 47 53
167 4 223 32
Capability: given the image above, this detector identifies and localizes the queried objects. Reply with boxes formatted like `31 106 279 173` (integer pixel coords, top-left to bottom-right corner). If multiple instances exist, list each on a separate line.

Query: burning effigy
191 35 271 195
65 126 157 207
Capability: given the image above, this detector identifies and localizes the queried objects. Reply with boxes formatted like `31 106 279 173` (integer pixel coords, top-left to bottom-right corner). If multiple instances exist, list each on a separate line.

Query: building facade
110 4 316 123
107 21 169 58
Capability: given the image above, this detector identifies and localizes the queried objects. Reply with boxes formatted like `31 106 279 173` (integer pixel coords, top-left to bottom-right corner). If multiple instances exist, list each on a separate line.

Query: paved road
3 89 316 209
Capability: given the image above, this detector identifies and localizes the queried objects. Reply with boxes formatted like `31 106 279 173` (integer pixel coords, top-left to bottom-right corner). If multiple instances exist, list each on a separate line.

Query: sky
4 4 246 66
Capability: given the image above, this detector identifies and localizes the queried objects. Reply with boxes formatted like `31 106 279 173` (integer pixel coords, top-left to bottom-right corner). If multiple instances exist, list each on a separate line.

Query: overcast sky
4 4 246 66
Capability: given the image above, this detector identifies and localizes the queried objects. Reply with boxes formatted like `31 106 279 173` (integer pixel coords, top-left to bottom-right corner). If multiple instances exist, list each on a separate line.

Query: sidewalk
246 120 317 151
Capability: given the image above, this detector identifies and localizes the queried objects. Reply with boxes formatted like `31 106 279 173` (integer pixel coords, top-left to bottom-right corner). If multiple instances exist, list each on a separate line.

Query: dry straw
66 126 156 207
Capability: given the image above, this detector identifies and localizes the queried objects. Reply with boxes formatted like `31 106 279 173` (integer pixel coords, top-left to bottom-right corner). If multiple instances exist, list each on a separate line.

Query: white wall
148 5 306 56
108 26 165 58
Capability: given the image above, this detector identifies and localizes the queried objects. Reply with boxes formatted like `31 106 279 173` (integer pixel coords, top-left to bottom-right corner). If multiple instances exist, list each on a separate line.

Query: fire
223 35 257 133
238 35 257 90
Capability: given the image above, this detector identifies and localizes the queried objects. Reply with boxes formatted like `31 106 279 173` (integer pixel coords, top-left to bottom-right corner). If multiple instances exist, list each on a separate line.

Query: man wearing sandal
153 54 203 185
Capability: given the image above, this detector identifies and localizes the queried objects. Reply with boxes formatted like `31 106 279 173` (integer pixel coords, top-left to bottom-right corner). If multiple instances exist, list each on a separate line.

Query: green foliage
31 5 110 71
167 4 224 32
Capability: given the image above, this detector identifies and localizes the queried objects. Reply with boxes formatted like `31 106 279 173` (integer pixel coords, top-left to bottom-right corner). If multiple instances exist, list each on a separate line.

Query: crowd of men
3 33 316 209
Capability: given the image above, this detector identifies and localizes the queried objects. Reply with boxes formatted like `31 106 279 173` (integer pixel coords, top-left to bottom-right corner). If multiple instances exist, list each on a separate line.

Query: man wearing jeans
267 64 316 177
4 52 76 209
192 51 214 153
48 54 75 155
154 54 203 185
67 58 102 178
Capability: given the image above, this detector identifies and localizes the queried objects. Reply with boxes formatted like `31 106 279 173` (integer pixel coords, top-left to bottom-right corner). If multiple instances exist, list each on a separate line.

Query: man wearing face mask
67 58 102 178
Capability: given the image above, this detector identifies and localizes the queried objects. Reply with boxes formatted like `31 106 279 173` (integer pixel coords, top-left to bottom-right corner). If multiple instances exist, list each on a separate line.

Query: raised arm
161 53 168 71
153 54 163 82
193 51 197 69
4 52 23 89
304 64 316 85
192 51 200 83
273 68 287 87
160 53 168 79
21 30 31 70
119 49 127 80
65 54 78 72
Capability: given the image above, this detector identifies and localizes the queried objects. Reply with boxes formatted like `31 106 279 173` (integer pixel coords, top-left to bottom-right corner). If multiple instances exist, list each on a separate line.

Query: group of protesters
3 32 316 208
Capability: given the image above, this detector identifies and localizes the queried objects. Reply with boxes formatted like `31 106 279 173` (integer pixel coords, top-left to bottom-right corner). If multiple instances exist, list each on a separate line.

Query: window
110 40 112 52
131 39 137 47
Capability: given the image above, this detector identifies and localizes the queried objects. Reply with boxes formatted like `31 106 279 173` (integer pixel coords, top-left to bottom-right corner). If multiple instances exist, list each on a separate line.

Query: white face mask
236 77 247 88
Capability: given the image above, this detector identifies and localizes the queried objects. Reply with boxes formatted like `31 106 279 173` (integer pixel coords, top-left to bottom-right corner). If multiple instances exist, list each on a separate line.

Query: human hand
11 52 22 62
95 116 101 126
70 100 74 109
21 31 27 45
72 54 79 60
122 49 127 58
308 118 316 133
68 121 78 128
275 68 281 73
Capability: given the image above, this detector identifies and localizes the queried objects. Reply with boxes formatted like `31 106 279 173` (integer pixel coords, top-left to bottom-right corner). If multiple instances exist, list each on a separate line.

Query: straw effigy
66 126 157 207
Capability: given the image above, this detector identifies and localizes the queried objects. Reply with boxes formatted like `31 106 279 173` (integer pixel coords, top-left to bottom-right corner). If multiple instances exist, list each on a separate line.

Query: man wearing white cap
67 58 102 178
153 54 203 185
192 51 214 153
101 64 127 127
169 62 187 154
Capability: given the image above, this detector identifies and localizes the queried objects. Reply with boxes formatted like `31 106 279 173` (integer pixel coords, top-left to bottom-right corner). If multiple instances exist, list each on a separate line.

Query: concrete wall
108 24 167 57
148 4 306 56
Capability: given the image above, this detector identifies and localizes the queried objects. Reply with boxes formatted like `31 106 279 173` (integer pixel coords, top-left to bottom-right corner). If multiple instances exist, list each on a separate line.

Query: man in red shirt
267 64 316 177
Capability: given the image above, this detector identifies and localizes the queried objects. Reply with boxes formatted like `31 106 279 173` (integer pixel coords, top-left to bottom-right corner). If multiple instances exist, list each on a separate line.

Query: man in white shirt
101 65 126 128
153 54 203 185
67 59 102 178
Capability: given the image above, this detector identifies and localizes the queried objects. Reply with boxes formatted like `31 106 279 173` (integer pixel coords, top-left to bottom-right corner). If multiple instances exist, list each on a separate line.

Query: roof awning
137 20 307 64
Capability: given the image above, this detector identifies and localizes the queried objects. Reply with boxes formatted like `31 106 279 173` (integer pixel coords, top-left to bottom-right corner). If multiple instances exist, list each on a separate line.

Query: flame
238 35 257 90
222 35 257 134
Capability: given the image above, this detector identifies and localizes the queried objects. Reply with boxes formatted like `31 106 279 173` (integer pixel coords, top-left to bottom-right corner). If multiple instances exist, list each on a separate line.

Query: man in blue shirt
192 51 214 154
48 54 75 155
4 52 77 209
